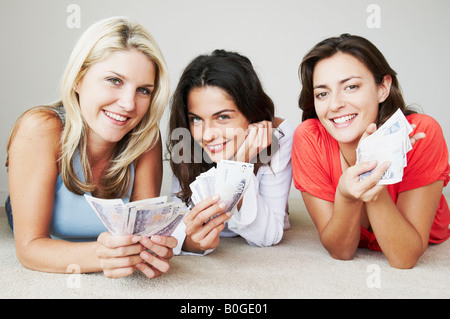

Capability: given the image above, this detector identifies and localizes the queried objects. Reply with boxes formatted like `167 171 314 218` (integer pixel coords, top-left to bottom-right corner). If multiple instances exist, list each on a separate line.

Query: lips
205 141 228 153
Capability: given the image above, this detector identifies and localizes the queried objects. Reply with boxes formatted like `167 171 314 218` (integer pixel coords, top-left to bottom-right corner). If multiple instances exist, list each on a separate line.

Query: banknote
356 108 413 185
84 194 188 236
189 160 254 216
215 160 254 213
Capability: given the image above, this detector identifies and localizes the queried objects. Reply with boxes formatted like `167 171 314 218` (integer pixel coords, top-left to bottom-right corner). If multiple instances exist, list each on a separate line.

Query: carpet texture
1 198 449 299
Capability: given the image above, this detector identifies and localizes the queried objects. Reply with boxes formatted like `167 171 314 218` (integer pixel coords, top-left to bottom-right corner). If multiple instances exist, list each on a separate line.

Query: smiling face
312 52 390 149
75 49 156 147
187 86 250 163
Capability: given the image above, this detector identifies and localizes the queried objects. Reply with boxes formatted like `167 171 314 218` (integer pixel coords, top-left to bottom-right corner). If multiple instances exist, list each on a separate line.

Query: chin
209 154 224 163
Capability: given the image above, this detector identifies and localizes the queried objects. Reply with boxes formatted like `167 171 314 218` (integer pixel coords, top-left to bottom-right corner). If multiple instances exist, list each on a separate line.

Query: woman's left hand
234 120 273 162
135 235 178 279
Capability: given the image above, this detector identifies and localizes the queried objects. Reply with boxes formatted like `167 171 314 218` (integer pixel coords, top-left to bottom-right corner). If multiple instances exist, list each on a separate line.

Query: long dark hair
298 33 415 124
167 49 276 204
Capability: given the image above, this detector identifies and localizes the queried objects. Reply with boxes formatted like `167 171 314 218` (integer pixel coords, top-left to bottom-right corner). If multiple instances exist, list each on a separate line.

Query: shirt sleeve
170 175 214 256
292 120 337 202
227 120 293 247
400 114 450 192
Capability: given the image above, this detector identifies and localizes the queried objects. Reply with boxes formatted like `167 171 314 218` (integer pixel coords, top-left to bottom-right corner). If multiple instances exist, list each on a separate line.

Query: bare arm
302 160 390 260
8 110 104 273
131 133 163 201
8 111 153 277
366 181 442 269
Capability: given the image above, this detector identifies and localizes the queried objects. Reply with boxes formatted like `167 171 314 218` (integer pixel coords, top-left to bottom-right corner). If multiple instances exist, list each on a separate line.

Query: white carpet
1 197 449 299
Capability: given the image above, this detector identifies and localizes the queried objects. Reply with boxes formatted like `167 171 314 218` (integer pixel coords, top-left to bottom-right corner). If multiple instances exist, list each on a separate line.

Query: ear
378 75 392 103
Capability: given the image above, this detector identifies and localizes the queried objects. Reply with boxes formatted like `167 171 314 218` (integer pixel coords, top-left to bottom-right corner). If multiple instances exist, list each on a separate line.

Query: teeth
333 114 356 124
207 142 226 151
105 111 127 122
208 144 223 151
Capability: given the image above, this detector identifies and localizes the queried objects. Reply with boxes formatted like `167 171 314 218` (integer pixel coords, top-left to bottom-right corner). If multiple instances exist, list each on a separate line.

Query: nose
202 121 220 143
329 91 345 112
117 87 136 112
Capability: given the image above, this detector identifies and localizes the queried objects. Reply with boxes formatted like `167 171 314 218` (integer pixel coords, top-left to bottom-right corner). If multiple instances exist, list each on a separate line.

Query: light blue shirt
49 106 135 241
6 105 135 241
50 152 134 241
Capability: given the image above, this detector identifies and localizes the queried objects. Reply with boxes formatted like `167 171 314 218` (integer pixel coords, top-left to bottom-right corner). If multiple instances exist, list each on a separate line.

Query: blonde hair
8 17 170 198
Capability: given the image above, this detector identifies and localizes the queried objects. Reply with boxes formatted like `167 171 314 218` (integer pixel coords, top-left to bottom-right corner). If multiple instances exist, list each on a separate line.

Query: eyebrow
313 76 362 90
109 71 154 88
188 109 236 117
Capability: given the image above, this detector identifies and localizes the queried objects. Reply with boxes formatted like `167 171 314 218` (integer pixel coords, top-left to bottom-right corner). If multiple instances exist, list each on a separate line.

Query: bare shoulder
14 106 62 133
8 106 63 164
10 106 62 145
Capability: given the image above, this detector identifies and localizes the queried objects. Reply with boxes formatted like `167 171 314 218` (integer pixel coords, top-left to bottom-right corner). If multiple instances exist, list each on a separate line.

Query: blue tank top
49 107 134 241
50 152 134 241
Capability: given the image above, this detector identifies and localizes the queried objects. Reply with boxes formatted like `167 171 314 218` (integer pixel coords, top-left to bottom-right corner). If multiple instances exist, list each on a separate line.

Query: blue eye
189 116 202 125
217 114 230 120
137 87 151 95
315 92 328 99
107 77 122 86
346 84 359 90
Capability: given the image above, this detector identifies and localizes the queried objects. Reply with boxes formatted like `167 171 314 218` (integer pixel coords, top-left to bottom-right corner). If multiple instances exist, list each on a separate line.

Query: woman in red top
292 34 450 269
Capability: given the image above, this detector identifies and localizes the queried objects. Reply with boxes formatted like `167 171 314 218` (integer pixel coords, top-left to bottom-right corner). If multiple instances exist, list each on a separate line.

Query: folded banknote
356 108 413 185
84 195 188 237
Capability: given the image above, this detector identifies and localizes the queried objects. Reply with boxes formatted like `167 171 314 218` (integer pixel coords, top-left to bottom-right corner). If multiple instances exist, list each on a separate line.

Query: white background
1 0 449 203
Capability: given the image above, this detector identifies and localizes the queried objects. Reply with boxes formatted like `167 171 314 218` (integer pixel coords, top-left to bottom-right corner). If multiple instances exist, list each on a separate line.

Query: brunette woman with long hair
167 49 293 255
292 34 449 268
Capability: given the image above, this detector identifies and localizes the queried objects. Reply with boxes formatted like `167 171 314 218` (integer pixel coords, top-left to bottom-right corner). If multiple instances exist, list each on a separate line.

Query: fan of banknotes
356 108 413 185
190 160 254 215
84 195 188 236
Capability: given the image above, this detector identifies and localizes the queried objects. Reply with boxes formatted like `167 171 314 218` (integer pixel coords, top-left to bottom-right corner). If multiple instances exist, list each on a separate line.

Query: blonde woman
5 17 175 278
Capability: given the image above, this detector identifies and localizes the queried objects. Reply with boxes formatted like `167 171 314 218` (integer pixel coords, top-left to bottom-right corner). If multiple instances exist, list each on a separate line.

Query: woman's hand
136 235 178 279
234 120 273 163
408 124 426 146
183 195 231 253
96 232 177 279
96 232 145 278
337 160 391 203
339 122 426 203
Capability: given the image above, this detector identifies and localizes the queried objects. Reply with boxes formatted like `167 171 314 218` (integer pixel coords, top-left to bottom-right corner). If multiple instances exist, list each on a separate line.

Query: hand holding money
190 160 254 215
84 195 188 237
182 194 230 253
96 228 177 279
356 109 414 185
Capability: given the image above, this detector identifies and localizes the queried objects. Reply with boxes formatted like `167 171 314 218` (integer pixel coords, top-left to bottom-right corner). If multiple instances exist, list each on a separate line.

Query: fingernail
218 202 226 209
151 235 161 243
212 194 219 201
132 236 141 243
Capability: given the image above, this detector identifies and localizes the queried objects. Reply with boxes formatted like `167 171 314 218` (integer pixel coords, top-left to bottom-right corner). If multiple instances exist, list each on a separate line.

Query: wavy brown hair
298 33 416 124
167 49 277 204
